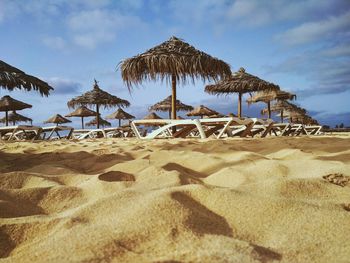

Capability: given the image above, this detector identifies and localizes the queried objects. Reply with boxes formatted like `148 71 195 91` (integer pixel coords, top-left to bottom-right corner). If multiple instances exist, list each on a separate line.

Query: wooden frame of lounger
131 117 257 140
72 129 107 140
0 125 42 141
304 125 322 135
41 126 74 140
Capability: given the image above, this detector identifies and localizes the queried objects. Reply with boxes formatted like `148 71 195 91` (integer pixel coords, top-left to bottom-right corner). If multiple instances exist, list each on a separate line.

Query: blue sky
0 0 349 127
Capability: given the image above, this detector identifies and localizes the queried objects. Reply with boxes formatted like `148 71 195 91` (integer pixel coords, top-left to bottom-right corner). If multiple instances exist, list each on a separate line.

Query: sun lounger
131 117 257 140
72 129 107 140
247 118 274 138
41 126 74 140
0 125 42 141
304 125 323 135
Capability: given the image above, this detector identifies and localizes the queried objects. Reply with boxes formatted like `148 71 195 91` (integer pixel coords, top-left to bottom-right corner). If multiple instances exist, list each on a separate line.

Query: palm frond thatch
67 80 130 109
186 105 219 117
0 112 32 125
86 116 111 127
269 101 306 115
143 112 162 120
44 114 71 124
0 95 32 111
205 67 280 117
119 36 231 88
247 90 296 104
65 106 96 117
0 60 53 96
105 108 135 120
149 95 193 112
205 67 280 94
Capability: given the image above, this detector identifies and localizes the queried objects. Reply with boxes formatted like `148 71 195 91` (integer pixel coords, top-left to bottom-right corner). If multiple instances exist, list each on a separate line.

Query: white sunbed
131 117 258 140
0 125 42 141
41 126 74 140
304 125 323 135
72 129 107 140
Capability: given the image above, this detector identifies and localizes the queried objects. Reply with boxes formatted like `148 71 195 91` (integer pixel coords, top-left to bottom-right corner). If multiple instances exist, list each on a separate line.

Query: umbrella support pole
171 74 177 133
82 117 84 129
5 111 8 126
238 93 242 118
281 110 284 123
267 101 271 119
96 104 100 129
119 119 121 127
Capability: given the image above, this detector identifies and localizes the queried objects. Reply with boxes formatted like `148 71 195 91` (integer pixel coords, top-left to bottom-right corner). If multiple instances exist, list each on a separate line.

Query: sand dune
0 136 349 262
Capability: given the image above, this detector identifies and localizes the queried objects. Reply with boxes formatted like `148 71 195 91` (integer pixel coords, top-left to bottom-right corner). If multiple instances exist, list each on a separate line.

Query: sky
0 0 349 127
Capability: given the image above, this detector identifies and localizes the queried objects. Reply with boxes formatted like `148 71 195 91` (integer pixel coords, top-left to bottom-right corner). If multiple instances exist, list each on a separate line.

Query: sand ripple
0 137 349 262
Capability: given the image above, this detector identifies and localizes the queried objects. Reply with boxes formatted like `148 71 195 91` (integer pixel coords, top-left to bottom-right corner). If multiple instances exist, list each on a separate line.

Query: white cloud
276 11 350 45
46 77 82 95
43 36 66 50
67 9 143 49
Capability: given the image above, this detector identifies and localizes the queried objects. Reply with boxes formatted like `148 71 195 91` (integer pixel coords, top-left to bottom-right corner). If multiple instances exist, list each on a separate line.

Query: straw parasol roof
205 67 280 117
44 114 71 125
86 116 111 128
105 108 135 127
149 95 193 118
67 79 130 128
143 112 162 120
119 36 231 120
65 106 96 129
261 101 306 123
0 95 32 126
247 89 296 118
0 111 32 126
0 60 53 96
186 105 219 118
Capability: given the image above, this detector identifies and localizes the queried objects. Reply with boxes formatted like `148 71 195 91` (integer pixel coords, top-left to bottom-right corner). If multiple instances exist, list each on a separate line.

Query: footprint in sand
342 203 350 212
323 173 349 187
98 171 135 182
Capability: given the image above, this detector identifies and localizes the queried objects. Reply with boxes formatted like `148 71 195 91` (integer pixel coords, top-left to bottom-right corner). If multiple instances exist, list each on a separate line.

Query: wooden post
96 104 100 129
5 111 8 126
237 92 242 118
171 74 177 133
119 119 121 127
171 74 177 120
281 110 284 123
267 101 271 119
81 117 84 129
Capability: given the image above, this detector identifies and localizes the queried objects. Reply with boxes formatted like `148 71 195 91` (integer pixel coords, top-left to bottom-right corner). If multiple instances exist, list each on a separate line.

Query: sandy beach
0 135 349 262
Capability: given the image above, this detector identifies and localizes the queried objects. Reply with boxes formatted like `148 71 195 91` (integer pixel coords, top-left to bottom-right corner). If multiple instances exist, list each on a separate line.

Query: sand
0 136 349 262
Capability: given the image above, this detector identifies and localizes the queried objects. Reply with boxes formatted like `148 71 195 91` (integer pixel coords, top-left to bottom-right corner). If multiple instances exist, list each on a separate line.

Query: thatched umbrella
67 80 130 128
119 36 231 120
205 67 280 118
44 114 71 126
144 112 162 120
187 105 219 118
0 60 53 96
247 89 296 119
0 95 32 126
0 111 32 126
65 106 96 129
86 116 111 128
105 108 135 127
262 101 306 123
149 95 193 119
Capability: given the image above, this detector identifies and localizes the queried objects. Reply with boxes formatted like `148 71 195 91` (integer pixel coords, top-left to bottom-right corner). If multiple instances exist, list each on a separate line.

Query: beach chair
72 129 106 140
304 125 323 135
199 117 255 138
268 123 292 136
247 118 275 138
0 125 42 141
131 119 206 139
41 126 74 140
